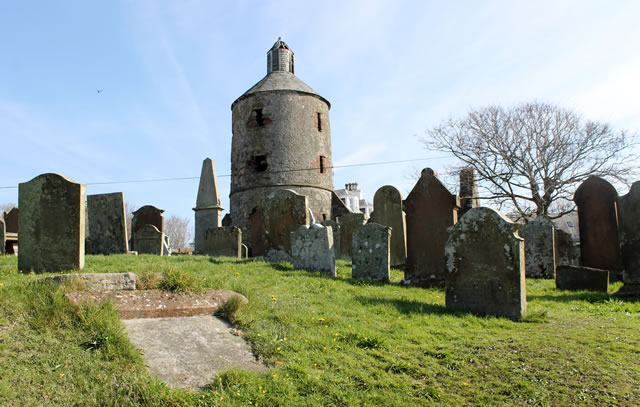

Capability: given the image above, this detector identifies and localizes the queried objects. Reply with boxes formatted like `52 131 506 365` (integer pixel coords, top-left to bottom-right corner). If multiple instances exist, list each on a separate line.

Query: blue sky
2 1 639 223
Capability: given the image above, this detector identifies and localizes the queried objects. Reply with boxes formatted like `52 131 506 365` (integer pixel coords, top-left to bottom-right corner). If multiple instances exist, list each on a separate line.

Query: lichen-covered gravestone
337 212 365 260
204 227 242 258
518 216 556 278
321 219 341 260
193 158 224 254
574 176 623 281
445 207 526 321
133 224 164 255
616 181 640 297
404 168 459 286
87 192 128 255
291 224 336 276
18 173 86 272
373 185 407 267
351 223 391 282
263 189 308 254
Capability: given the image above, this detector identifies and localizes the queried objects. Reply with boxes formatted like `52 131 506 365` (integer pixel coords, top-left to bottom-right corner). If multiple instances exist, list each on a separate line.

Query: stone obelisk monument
193 158 224 253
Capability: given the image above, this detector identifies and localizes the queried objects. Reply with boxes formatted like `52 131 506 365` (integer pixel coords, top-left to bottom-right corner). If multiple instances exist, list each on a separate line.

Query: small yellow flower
0 283 4 287
220 397 224 400
262 390 266 394
272 374 277 378
237 392 241 396
277 347 281 351
462 382 469 386
318 318 324 321
60 373 64 377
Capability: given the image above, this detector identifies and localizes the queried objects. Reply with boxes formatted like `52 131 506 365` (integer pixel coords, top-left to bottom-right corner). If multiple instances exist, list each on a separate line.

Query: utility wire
0 155 452 189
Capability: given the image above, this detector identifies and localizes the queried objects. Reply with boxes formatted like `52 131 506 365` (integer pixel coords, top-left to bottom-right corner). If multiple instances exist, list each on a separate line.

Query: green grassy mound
0 255 638 406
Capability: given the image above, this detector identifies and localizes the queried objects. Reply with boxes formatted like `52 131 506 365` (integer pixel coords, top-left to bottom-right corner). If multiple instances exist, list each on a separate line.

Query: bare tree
422 102 638 220
164 215 192 250
124 201 136 237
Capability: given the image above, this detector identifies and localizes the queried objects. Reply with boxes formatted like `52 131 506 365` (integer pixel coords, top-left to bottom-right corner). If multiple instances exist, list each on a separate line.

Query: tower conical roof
232 38 330 108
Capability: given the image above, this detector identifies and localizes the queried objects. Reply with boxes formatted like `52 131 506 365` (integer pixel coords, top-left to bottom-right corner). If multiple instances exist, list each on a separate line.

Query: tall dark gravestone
18 173 86 272
263 189 308 253
337 212 365 260
3 207 18 234
87 192 128 255
574 176 623 281
404 168 459 286
616 181 640 297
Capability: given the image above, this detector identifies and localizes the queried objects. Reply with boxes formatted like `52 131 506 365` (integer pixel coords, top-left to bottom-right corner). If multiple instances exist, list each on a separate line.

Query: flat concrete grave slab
65 289 247 319
123 315 266 390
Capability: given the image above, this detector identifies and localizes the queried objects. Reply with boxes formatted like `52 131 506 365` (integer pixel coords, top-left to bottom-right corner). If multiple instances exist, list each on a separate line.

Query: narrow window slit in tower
255 109 264 127
317 112 322 131
319 155 326 174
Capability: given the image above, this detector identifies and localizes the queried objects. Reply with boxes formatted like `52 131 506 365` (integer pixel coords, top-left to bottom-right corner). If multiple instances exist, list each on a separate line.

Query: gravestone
337 213 365 260
249 207 265 257
519 216 556 278
351 223 391 282
18 173 86 272
133 224 164 255
616 181 640 297
404 168 459 286
87 192 128 255
263 190 308 254
555 228 577 266
458 168 479 218
0 219 5 255
131 205 165 235
290 224 336 276
574 176 623 281
193 158 224 254
556 265 609 292
373 185 407 267
321 219 341 260
4 207 18 233
204 227 242 258
445 207 526 321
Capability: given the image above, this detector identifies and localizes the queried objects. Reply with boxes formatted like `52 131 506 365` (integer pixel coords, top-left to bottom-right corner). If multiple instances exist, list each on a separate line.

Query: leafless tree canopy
422 102 638 220
164 215 192 250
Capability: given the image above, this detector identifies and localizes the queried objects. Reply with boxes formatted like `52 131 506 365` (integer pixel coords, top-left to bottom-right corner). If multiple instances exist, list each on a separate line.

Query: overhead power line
0 155 451 189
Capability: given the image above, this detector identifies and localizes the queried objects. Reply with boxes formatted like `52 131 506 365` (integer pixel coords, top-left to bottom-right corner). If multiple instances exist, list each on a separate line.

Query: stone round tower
230 38 333 246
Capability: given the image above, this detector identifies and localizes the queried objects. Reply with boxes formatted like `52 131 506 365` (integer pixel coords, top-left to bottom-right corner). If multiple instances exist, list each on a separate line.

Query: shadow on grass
207 257 262 265
528 291 613 303
354 295 452 316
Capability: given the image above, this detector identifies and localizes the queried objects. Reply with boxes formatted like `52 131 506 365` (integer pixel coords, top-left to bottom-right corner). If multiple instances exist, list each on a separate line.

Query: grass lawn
0 254 639 406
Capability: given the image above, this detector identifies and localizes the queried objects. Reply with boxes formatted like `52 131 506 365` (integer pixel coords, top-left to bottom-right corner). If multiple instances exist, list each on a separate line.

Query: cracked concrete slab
122 315 267 390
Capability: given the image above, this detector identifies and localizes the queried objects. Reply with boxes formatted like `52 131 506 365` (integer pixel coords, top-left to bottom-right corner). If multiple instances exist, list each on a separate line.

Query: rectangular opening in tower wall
255 109 264 127
317 112 322 131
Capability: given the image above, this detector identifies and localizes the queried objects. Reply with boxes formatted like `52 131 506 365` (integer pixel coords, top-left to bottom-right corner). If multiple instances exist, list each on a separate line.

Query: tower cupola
267 37 294 74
